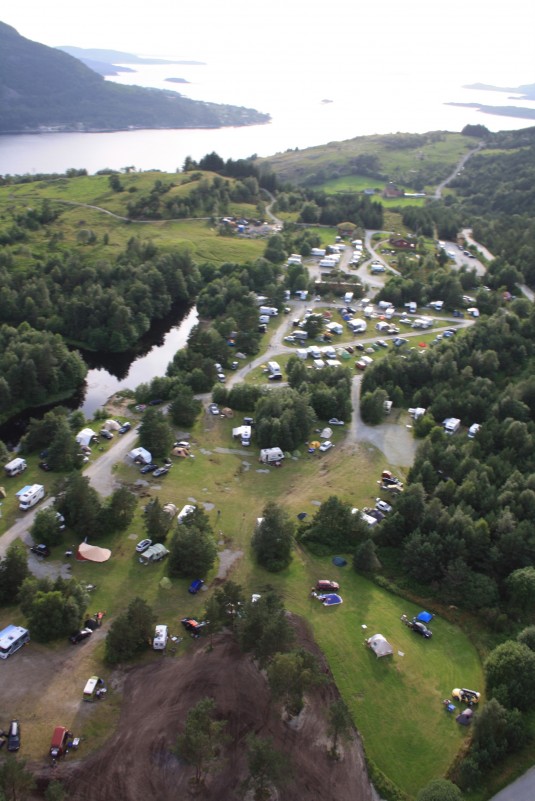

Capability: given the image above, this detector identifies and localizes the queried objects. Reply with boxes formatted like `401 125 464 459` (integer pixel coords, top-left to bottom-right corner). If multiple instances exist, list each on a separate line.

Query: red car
315 580 340 592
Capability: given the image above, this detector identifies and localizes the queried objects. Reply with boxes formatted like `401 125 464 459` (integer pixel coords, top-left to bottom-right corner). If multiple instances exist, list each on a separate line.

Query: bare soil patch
45 616 373 801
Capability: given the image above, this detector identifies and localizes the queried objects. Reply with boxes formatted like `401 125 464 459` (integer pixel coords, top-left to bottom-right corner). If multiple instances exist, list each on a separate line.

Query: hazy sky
1 0 534 86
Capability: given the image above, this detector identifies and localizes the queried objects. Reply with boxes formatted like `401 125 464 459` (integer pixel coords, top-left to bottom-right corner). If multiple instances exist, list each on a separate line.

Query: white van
153 625 168 650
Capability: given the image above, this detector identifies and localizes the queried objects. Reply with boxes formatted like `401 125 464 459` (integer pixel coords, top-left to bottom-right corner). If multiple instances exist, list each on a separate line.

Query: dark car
140 463 158 474
30 544 50 558
118 422 131 434
152 467 169 478
148 398 164 406
188 579 204 594
355 343 365 351
7 720 20 752
100 429 113 440
316 580 340 592
181 618 208 637
39 461 52 471
69 628 93 645
410 619 433 638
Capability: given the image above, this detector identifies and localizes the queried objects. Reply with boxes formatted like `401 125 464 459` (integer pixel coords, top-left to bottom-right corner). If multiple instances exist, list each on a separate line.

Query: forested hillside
0 22 269 133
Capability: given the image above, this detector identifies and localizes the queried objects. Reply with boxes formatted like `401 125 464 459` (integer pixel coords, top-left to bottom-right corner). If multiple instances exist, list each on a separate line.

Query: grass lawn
4 408 484 797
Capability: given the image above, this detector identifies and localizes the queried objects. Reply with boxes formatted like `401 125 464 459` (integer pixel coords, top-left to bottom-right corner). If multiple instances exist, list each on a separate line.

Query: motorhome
83 676 103 701
18 484 45 511
443 417 461 435
177 504 196 524
344 291 354 304
347 319 367 334
267 361 282 377
259 306 278 317
259 447 285 465
153 625 169 650
50 727 71 759
0 625 30 659
308 346 321 360
4 458 27 477
310 248 326 257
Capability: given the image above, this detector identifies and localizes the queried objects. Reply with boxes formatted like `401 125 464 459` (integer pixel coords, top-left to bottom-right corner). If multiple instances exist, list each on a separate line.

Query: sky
1 0 534 87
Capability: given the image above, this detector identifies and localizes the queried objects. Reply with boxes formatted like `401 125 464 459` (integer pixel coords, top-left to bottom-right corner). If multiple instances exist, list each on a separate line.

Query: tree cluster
18 575 89 642
168 506 217 579
251 501 294 572
105 597 156 664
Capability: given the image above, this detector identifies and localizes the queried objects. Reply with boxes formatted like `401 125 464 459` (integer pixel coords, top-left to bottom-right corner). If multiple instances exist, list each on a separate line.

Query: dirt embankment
47 616 373 801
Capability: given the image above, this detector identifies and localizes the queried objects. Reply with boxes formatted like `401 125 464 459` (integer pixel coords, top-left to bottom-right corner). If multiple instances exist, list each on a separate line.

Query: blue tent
332 556 347 567
318 593 343 606
416 611 433 623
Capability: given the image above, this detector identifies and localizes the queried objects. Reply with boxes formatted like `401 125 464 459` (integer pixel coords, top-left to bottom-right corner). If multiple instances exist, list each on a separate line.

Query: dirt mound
58 616 373 801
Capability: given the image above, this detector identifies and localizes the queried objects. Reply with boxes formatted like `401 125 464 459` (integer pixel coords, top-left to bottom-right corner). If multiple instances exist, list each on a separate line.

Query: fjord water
1 58 534 176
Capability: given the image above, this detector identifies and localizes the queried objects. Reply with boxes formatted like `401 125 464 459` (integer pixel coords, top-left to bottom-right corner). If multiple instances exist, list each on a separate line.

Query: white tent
104 419 122 431
128 447 152 464
76 428 97 448
320 427 333 439
366 633 393 658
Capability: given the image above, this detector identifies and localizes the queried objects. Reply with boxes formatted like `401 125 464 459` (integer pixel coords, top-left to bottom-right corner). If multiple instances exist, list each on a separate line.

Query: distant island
0 23 269 133
464 81 535 101
165 77 190 85
446 102 535 120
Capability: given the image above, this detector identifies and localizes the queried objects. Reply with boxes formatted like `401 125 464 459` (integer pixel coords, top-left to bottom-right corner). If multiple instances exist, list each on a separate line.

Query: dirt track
52 618 373 801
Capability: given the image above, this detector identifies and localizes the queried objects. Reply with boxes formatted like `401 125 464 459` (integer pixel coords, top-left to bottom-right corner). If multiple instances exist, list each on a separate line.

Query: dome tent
366 633 393 658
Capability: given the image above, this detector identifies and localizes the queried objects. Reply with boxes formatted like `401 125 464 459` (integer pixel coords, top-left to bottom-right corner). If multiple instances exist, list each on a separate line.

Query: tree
144 497 173 542
26 590 84 642
517 625 535 652
30 508 64 547
0 542 29 605
485 640 535 709
360 388 389 424
138 407 174 459
416 778 463 801
54 473 102 538
267 648 325 716
105 597 155 664
353 539 381 573
168 523 217 578
0 757 36 801
99 487 137 534
175 698 228 786
169 384 202 427
237 592 294 667
327 699 353 759
213 580 246 628
243 735 291 801
506 566 535 615
44 780 66 801
251 501 294 572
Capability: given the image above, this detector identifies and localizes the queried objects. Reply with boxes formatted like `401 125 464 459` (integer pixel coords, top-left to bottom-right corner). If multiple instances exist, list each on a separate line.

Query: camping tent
104 419 121 431
163 503 178 517
366 634 393 658
456 709 474 726
172 447 189 458
128 447 152 464
320 427 333 439
416 611 434 623
76 428 98 448
318 593 343 606
76 542 111 563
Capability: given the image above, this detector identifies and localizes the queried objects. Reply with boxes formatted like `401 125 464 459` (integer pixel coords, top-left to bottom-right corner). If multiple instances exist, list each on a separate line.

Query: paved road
488 766 535 801
432 143 484 200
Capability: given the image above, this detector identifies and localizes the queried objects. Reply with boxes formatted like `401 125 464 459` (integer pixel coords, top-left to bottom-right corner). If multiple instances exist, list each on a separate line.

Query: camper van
18 484 45 511
4 458 27 478
259 306 278 317
344 291 354 304
267 361 282 377
50 727 72 759
177 504 196 524
153 625 169 650
259 447 284 465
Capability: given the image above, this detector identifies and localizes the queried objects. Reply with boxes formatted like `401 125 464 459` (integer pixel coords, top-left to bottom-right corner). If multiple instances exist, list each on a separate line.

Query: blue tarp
416 611 433 623
318 593 343 606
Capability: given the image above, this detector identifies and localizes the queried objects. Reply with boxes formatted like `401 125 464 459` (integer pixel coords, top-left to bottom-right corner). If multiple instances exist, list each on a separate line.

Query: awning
77 542 111 563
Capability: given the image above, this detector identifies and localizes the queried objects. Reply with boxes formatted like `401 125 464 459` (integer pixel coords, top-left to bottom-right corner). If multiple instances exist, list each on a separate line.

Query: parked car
134 404 147 412
135 538 152 553
344 346 354 354
319 440 334 452
284 335 295 343
328 418 345 426
181 618 208 636
375 498 393 514
452 688 480 705
355 343 365 351
208 403 220 415
376 340 388 348
100 429 113 440
410 620 433 638
139 463 158 474
152 467 169 478
315 579 340 591
56 513 66 530
217 373 226 382
188 579 204 594
69 628 93 644
118 422 131 434
7 720 20 752
30 544 50 558
174 441 190 449
148 399 164 406
39 461 51 471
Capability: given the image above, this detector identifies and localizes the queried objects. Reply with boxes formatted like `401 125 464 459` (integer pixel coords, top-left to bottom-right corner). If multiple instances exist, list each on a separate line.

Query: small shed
366 633 393 658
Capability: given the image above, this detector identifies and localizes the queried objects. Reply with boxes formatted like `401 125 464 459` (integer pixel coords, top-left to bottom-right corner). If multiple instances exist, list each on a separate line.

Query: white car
328 418 345 426
136 538 152 553
375 499 392 514
319 440 334 452
208 403 220 415
284 335 296 343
